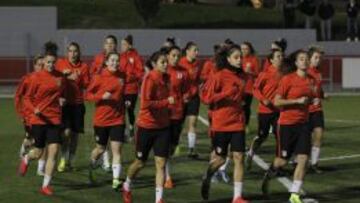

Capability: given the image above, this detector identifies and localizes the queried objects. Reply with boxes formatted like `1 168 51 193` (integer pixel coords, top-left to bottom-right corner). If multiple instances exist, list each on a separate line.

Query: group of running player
14 35 326 203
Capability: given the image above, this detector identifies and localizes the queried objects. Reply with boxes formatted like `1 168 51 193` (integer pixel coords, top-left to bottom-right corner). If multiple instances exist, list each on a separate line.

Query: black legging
243 93 253 126
125 94 138 126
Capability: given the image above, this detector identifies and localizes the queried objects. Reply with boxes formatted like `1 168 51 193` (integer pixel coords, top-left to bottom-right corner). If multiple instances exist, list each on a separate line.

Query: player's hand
168 96 175 105
102 92 112 100
63 69 71 75
34 108 40 115
59 97 66 106
297 96 309 105
262 99 271 106
313 98 321 106
125 100 131 108
67 72 78 80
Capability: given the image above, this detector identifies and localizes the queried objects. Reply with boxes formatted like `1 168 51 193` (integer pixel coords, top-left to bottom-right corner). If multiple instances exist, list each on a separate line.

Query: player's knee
232 152 244 163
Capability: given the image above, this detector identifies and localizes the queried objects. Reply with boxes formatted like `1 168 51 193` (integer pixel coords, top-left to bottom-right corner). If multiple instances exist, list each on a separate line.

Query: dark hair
284 49 308 74
224 38 235 45
123 34 133 46
273 38 287 52
182 41 197 56
33 54 44 65
67 42 81 62
146 51 167 70
164 45 181 55
213 44 221 54
241 41 256 55
165 37 176 47
44 41 58 57
308 45 324 58
105 35 118 45
215 44 242 70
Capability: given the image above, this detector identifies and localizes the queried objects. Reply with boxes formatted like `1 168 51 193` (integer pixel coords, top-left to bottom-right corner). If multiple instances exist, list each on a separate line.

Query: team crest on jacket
137 151 143 158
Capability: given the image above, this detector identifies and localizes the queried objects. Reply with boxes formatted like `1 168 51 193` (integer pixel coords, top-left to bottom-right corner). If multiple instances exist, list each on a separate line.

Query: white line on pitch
319 154 360 162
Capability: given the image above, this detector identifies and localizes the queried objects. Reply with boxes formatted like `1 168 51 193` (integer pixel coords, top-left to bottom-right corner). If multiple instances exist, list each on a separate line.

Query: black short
94 125 125 146
308 111 325 131
124 94 138 110
62 104 85 133
170 120 183 146
276 123 311 159
212 131 246 156
135 127 170 161
184 95 200 116
31 125 62 148
257 112 279 139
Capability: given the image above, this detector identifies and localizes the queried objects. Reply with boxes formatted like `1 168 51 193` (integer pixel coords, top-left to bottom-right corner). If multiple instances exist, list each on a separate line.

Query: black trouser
243 93 253 126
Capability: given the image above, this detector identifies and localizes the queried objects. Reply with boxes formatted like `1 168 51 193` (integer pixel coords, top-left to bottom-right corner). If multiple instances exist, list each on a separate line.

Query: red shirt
307 67 323 113
179 57 201 98
277 72 317 125
200 68 246 132
14 74 34 125
242 55 260 94
137 70 171 129
24 70 65 125
120 49 144 95
200 58 217 82
167 65 191 120
56 58 90 105
253 65 282 114
86 69 126 127
262 58 271 72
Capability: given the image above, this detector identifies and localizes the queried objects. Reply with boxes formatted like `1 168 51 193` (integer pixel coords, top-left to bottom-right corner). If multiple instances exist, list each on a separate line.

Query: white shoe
355 37 359 42
37 170 45 176
347 37 352 42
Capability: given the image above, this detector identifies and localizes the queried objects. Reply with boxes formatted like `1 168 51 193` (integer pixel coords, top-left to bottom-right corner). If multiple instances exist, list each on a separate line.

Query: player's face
154 55 168 73
106 54 119 72
271 51 283 67
104 38 117 53
67 45 80 64
241 44 250 56
44 55 56 72
34 58 44 72
121 40 131 53
295 53 309 71
186 46 199 60
227 49 242 68
167 49 180 66
310 52 322 68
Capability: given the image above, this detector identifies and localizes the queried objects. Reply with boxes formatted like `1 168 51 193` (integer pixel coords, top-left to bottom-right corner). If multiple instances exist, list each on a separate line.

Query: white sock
155 187 163 202
289 180 303 193
165 161 170 180
42 175 52 187
233 182 243 199
102 151 110 167
188 132 196 149
311 147 320 165
123 176 132 191
219 158 230 171
112 164 122 179
24 154 29 164
37 159 46 173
